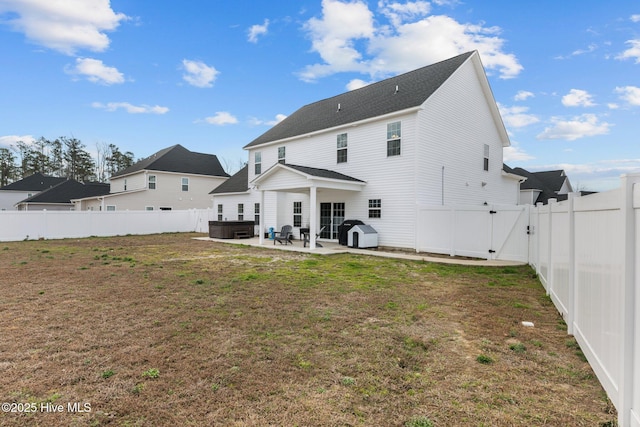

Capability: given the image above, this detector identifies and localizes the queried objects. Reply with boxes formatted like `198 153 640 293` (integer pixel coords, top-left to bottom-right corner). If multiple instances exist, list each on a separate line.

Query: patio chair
303 226 326 248
273 225 293 245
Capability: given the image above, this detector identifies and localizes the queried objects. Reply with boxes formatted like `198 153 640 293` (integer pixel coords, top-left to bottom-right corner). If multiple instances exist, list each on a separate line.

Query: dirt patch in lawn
0 233 616 426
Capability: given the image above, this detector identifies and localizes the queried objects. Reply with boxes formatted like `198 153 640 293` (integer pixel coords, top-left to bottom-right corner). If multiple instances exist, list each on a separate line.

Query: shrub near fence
529 173 640 427
0 209 215 242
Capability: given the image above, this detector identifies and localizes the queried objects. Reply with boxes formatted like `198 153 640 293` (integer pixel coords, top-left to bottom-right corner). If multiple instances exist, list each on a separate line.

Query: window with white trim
387 122 401 157
145 206 154 211
254 203 260 225
148 175 156 189
238 203 244 220
106 205 116 211
368 199 381 218
123 179 127 191
181 177 189 192
293 201 302 227
278 146 286 164
217 204 223 221
483 144 490 171
255 151 262 175
337 133 347 163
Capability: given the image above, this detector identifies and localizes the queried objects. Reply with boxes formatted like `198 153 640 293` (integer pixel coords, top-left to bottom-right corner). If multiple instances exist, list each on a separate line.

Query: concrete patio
194 236 526 267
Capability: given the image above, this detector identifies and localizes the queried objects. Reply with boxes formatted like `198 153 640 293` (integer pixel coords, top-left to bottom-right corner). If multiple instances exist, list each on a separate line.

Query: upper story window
181 177 189 192
254 151 262 175
123 179 128 191
148 175 156 189
278 146 286 164
337 133 347 163
483 144 490 171
387 121 401 157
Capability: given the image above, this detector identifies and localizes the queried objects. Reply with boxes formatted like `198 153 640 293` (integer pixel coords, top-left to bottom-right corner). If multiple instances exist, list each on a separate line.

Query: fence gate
488 205 530 262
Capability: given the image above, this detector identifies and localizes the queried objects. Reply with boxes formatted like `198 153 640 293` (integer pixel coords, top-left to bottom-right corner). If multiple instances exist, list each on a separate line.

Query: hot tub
208 221 255 239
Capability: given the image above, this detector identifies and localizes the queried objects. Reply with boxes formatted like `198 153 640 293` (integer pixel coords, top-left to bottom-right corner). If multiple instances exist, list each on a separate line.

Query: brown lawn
0 233 616 426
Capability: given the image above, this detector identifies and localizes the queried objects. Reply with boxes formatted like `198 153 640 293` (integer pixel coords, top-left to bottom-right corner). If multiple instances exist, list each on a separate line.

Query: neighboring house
74 145 230 211
509 167 574 205
0 173 66 211
212 51 522 249
16 180 110 211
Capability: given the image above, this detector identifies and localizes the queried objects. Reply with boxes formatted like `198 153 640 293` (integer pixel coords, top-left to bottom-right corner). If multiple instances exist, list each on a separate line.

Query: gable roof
282 164 365 183
244 51 475 148
512 167 571 204
0 172 66 191
210 165 249 194
112 144 230 178
18 180 110 205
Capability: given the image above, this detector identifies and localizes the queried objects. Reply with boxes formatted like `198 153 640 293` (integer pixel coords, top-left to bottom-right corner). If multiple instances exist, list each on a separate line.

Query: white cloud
204 112 238 125
299 0 522 82
631 14 640 23
514 90 534 101
249 114 287 126
503 143 534 162
615 86 640 106
65 57 124 85
562 89 596 107
0 0 128 55
0 134 36 148
92 102 169 114
497 103 539 129
248 19 269 43
346 78 371 90
181 59 219 88
617 40 640 63
536 114 611 141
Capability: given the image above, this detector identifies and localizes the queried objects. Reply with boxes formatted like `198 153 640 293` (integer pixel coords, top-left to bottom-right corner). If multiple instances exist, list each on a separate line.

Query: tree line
0 137 135 187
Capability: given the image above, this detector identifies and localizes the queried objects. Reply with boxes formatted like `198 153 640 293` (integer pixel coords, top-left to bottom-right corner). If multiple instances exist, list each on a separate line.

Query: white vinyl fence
529 174 640 427
0 209 215 242
416 203 530 262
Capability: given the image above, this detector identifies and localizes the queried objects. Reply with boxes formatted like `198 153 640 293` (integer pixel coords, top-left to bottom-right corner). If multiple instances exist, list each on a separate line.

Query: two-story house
74 144 229 211
0 173 66 210
212 51 522 249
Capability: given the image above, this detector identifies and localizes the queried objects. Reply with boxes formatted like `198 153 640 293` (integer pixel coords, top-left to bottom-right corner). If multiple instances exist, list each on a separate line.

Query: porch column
309 185 317 250
258 189 265 245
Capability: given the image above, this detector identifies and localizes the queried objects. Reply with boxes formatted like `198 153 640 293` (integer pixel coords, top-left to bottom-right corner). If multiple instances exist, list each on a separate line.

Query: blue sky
0 0 638 191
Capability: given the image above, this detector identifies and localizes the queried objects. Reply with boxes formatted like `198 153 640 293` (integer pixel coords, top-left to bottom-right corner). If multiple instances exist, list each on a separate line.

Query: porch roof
250 163 366 193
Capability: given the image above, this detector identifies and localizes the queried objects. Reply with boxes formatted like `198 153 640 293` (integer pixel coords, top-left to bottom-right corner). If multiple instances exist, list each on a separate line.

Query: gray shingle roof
244 51 474 148
112 144 229 178
512 167 569 204
0 172 66 191
283 164 365 182
19 180 110 204
210 165 249 194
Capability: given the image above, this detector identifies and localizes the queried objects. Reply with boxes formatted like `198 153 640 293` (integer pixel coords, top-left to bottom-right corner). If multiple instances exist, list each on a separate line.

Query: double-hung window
238 203 244 220
368 199 381 218
337 133 347 163
148 175 156 189
293 202 302 227
387 121 401 157
254 203 260 225
255 151 262 175
278 146 286 164
181 177 189 192
217 204 223 221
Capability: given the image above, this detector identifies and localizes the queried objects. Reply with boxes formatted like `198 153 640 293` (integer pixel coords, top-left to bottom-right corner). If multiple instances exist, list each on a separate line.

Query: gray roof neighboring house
210 165 249 194
511 167 573 204
17 180 110 207
112 144 230 178
244 51 475 148
0 172 66 191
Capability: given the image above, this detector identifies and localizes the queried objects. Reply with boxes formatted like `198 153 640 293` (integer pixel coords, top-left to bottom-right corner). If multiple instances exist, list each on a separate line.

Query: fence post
620 174 639 427
567 192 576 336
547 199 556 296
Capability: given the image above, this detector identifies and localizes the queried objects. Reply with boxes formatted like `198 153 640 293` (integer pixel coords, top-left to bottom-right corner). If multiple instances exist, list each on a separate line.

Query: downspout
441 166 445 205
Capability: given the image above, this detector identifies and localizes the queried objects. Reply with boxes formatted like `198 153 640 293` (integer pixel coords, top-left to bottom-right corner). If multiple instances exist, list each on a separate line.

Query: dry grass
0 233 616 426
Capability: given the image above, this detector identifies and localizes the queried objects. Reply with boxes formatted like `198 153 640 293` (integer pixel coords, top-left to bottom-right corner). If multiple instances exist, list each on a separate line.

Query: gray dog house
347 224 378 249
